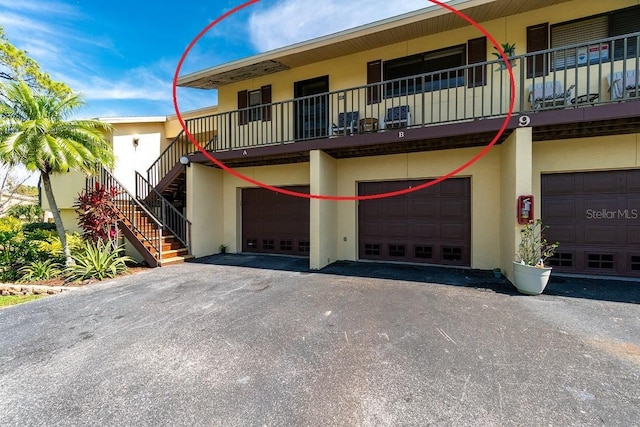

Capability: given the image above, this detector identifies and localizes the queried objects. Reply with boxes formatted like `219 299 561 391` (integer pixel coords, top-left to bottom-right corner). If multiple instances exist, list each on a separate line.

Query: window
237 85 272 125
551 16 608 69
542 5 640 70
248 89 262 121
527 23 549 78
382 44 466 97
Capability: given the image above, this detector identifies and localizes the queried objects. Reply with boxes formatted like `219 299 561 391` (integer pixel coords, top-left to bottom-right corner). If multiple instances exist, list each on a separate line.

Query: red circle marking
173 0 516 201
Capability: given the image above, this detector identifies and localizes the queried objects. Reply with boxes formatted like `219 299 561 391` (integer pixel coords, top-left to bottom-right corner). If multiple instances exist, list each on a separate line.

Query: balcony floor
188 99 640 168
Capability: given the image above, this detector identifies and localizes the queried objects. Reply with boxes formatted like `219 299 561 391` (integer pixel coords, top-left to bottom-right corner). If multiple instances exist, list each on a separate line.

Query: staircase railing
88 167 163 261
146 121 216 189
135 171 191 254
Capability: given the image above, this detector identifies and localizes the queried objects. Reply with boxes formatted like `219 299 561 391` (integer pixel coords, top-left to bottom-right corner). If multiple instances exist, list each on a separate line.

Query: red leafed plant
75 182 120 244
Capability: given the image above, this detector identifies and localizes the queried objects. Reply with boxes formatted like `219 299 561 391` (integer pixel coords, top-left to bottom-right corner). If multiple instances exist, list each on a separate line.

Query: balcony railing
148 32 640 186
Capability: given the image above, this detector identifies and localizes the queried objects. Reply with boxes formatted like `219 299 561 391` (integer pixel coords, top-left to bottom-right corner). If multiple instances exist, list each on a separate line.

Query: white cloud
248 0 435 51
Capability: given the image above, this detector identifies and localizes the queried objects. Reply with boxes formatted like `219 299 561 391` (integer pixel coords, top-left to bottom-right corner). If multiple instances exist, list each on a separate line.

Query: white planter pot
512 262 552 295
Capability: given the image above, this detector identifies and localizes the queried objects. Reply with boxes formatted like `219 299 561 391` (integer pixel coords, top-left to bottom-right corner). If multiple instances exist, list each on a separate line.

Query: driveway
1 255 639 426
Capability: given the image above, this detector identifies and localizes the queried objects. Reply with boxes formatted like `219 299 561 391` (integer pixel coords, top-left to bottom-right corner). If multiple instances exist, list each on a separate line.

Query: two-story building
51 0 640 281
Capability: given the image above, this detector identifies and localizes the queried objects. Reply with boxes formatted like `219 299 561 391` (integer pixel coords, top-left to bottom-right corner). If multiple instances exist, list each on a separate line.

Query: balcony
188 32 639 148
149 32 640 186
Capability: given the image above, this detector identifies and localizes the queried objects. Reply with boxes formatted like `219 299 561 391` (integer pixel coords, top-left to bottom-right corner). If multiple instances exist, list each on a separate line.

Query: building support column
310 150 338 270
186 163 224 257
500 127 532 282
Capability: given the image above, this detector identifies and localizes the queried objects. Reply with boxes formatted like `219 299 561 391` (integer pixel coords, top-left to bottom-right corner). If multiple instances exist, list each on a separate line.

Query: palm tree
0 81 113 266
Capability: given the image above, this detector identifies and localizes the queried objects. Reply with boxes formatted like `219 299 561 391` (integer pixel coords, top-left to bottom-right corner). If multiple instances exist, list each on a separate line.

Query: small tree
0 81 114 267
75 182 120 245
0 26 71 97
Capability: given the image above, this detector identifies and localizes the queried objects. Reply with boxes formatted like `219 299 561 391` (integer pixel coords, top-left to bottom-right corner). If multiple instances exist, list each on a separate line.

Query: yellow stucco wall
111 122 165 194
215 0 640 117
187 163 224 258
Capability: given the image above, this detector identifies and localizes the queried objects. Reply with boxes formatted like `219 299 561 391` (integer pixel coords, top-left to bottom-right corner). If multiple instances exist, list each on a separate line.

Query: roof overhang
178 0 571 89
98 116 167 124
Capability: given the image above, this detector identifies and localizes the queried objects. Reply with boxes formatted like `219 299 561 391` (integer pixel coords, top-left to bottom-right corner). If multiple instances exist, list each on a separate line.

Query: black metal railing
88 167 163 260
135 171 191 254
146 32 640 193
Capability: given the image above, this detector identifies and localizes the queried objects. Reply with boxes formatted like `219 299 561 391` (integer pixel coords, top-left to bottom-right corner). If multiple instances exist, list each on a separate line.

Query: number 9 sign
519 115 531 127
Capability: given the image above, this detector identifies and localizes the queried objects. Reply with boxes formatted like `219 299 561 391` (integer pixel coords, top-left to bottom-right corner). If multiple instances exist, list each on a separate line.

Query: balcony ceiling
179 0 571 89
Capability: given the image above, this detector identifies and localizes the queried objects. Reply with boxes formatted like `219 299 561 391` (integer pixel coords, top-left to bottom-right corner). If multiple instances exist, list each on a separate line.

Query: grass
0 294 44 308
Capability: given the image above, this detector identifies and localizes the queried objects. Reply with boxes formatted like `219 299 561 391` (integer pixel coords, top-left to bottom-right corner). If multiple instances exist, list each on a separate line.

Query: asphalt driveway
1 254 639 426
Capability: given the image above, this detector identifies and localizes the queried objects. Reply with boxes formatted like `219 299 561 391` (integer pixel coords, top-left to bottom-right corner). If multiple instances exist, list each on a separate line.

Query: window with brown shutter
260 85 272 122
238 90 248 125
610 5 640 59
367 60 382 104
527 23 549 78
467 37 487 88
238 85 272 124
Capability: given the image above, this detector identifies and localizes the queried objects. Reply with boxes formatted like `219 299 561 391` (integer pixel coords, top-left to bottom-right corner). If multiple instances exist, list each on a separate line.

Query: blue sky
0 0 435 120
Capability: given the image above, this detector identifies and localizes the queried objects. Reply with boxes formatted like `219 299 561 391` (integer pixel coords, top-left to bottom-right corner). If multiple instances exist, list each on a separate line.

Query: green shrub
0 216 22 233
6 203 43 222
37 233 83 259
0 218 73 282
65 241 133 282
0 217 42 281
17 259 63 283
22 222 56 233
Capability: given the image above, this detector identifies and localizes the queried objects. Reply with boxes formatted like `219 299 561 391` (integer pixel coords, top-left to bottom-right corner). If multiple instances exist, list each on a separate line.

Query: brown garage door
358 178 471 266
242 186 310 256
542 170 640 277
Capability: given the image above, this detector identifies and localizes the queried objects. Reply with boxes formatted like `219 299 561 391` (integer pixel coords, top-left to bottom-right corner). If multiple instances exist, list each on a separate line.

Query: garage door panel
550 225 577 243
411 201 437 218
628 173 640 191
242 186 310 256
543 170 640 277
359 178 470 266
412 223 438 239
628 226 640 245
440 224 466 240
385 222 409 239
544 175 577 195
439 179 467 196
544 199 577 218
383 202 408 218
440 200 468 218
583 172 624 193
583 225 621 245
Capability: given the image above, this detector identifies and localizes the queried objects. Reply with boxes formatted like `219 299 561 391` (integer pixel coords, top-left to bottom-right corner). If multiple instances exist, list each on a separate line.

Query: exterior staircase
89 167 193 267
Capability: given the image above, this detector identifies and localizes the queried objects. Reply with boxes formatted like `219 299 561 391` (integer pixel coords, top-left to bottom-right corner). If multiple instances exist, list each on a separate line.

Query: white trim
98 116 167 124
177 0 493 86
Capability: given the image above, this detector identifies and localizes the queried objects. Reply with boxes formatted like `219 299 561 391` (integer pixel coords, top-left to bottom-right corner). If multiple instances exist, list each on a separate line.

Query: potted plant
493 42 517 70
512 219 559 295
219 244 227 254
492 268 502 279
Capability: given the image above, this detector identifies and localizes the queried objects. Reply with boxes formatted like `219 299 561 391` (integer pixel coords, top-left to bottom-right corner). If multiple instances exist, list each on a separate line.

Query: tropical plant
0 216 41 281
75 182 120 244
0 80 114 266
65 241 132 282
492 42 516 60
17 259 62 283
6 203 43 222
516 219 559 267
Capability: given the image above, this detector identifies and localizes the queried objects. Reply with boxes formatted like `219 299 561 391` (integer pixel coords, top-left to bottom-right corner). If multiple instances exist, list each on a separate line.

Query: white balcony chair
528 81 575 110
608 70 639 100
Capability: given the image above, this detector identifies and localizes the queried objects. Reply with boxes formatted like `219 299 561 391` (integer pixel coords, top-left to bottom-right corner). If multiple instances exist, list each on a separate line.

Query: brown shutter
238 90 248 125
261 85 272 122
527 23 549 78
367 60 382 104
467 37 487 88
